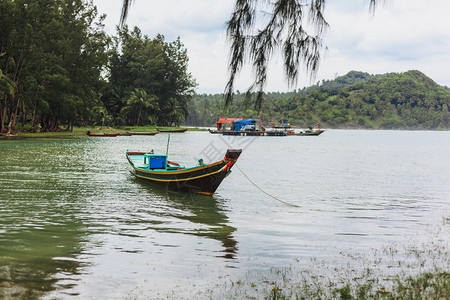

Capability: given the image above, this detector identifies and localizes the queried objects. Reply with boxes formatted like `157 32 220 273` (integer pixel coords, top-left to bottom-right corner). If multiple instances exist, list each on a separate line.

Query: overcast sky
93 0 450 94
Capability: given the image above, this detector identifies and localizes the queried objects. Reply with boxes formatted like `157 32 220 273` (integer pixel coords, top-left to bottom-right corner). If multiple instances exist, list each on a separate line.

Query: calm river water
0 130 449 298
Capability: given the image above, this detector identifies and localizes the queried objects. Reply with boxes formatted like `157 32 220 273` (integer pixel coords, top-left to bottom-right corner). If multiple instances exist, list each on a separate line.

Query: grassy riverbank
0 125 201 139
1 127 94 138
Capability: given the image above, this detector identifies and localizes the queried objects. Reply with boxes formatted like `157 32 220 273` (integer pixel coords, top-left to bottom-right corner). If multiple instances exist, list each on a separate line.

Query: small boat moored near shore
87 131 120 137
208 129 223 134
126 131 159 136
293 123 325 136
295 129 325 136
126 149 242 195
156 128 188 133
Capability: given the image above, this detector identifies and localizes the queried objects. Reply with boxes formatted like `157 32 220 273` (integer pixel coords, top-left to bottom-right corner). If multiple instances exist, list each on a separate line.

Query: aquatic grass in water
202 263 449 299
158 230 449 299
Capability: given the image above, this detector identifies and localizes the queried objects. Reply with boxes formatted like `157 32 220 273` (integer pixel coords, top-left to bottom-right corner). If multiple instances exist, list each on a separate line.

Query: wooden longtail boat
87 131 120 137
291 123 324 136
156 128 188 133
295 129 325 136
126 149 242 195
126 131 159 136
208 129 223 134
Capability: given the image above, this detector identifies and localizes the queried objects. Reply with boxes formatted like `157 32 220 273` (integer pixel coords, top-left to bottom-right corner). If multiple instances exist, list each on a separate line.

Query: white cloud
93 0 450 93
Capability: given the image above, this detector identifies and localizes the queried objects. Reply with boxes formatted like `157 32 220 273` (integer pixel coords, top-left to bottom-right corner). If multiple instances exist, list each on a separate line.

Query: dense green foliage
0 1 195 133
186 70 449 130
0 0 109 133
101 27 196 127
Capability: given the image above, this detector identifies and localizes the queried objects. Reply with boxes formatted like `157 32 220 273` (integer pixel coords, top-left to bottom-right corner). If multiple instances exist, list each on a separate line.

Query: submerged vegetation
247 270 450 299
186 70 450 130
163 232 450 299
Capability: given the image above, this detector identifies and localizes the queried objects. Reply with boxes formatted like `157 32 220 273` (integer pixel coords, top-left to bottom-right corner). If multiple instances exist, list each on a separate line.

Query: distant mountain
186 70 450 130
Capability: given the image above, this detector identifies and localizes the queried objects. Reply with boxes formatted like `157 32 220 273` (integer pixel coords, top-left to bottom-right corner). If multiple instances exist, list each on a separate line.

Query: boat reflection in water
135 180 238 260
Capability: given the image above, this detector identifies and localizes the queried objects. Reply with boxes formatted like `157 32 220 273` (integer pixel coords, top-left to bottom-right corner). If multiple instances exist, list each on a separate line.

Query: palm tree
120 88 159 126
0 70 16 96
93 105 110 129
103 86 127 125
165 98 186 127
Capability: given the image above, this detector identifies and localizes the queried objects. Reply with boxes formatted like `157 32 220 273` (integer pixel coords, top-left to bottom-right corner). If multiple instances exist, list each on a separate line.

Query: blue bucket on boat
145 154 167 169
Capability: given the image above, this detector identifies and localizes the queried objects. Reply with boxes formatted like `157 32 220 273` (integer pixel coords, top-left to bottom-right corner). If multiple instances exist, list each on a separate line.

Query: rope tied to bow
235 164 301 208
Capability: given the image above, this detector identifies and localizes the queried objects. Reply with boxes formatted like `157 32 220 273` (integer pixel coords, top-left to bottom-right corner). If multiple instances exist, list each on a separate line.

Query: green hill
299 71 374 94
185 70 449 130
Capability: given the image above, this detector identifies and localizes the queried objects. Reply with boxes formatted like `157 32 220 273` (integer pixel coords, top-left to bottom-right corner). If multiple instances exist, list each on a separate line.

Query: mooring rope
235 164 301 208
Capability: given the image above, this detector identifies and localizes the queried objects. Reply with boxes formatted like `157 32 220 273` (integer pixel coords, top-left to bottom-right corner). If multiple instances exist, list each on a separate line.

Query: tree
0 69 16 133
0 0 109 133
120 0 380 110
101 86 127 125
164 98 185 127
107 27 196 126
0 69 16 96
120 88 158 126
92 104 111 130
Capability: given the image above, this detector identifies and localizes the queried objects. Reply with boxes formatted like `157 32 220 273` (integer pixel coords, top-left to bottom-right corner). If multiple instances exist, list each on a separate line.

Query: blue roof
235 120 256 124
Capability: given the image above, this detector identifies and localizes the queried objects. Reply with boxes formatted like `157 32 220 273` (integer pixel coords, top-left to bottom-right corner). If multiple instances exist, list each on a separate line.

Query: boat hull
222 130 287 136
127 149 242 195
295 130 325 136
87 133 120 137
126 131 159 136
208 129 223 134
156 128 188 133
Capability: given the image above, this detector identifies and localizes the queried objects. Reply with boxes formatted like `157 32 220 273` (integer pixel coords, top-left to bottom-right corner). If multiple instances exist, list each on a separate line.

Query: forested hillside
185 70 449 129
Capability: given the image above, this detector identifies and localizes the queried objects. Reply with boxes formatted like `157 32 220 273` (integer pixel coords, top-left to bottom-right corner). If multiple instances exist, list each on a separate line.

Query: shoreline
1 126 449 139
0 126 206 139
